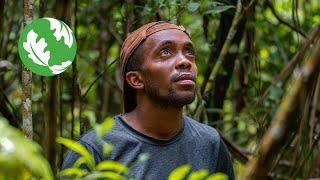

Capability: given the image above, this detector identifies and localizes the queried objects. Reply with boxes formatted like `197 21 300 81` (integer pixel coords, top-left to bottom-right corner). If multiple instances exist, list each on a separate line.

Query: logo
18 18 77 76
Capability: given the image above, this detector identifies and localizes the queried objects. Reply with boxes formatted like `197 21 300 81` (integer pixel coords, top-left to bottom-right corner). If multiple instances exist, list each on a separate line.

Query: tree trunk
47 76 58 175
46 0 71 175
203 0 253 126
0 0 5 32
21 0 33 139
96 1 113 123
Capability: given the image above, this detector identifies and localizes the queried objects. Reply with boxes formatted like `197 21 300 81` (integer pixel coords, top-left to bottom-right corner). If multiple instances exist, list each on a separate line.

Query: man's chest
105 139 219 180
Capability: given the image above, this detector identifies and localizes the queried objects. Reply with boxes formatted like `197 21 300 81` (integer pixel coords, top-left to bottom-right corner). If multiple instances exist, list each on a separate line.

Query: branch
81 57 118 99
242 34 320 179
217 129 249 164
292 131 320 179
254 24 320 107
309 74 320 145
0 90 20 128
266 0 306 37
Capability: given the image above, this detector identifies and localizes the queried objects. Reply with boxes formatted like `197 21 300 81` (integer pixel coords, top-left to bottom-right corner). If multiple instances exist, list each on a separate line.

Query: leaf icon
45 18 73 48
49 60 72 74
23 30 50 66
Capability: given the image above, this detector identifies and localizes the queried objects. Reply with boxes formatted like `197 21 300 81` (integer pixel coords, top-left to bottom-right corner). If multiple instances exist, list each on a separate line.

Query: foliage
168 164 227 180
57 117 129 179
0 117 53 179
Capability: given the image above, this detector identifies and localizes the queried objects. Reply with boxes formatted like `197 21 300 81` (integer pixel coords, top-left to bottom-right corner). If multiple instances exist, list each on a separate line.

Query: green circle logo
18 17 77 76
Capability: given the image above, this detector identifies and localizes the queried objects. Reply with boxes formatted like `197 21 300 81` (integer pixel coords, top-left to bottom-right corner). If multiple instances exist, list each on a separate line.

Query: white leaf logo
49 60 72 74
23 30 50 66
45 17 73 48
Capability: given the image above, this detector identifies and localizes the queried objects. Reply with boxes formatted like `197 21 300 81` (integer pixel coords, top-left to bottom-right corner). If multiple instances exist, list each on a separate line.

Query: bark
0 0 4 31
0 0 5 56
242 29 320 179
22 0 34 139
71 0 78 138
47 76 58 175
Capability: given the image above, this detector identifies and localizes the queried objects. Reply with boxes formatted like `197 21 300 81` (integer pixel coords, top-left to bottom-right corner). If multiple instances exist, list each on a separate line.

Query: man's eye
186 49 195 56
160 49 171 56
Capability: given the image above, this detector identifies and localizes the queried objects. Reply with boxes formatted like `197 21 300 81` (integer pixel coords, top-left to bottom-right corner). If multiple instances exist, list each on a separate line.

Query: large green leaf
82 171 126 180
188 2 200 12
95 117 115 137
204 5 235 15
59 167 88 178
188 169 209 180
95 160 129 173
206 172 228 180
0 119 53 179
56 137 95 169
168 164 191 180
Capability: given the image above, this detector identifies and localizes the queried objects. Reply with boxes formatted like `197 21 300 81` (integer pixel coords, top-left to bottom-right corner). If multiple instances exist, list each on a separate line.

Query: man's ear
125 71 144 90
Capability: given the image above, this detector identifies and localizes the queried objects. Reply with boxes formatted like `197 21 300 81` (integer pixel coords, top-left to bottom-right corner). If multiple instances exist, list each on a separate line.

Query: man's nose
175 53 192 70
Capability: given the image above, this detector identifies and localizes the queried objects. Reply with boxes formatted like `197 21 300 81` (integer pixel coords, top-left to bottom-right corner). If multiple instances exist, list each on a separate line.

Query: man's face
140 29 198 108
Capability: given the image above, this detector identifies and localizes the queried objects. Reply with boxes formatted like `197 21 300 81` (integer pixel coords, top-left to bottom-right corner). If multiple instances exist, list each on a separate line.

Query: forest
0 0 320 179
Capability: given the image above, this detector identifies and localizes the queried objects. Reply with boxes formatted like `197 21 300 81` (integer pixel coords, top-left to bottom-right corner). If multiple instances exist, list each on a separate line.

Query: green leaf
188 2 200 12
168 164 191 180
206 172 228 180
206 108 223 113
103 143 113 156
95 160 129 173
0 119 53 180
83 171 126 180
188 169 209 180
58 167 88 178
137 153 150 162
73 157 86 168
56 137 94 169
95 117 115 137
204 5 235 15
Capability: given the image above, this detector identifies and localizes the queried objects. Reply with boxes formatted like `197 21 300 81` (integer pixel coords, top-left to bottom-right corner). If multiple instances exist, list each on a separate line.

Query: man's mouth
173 73 196 85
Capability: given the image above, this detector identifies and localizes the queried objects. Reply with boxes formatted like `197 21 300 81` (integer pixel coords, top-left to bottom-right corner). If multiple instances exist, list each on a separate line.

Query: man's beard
144 78 195 109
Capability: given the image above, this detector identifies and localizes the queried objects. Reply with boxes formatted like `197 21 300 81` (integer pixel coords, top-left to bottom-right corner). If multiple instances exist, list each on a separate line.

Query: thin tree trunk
96 1 113 122
22 0 33 139
0 0 5 33
204 0 254 126
71 0 77 138
46 0 71 174
0 0 5 52
47 76 58 175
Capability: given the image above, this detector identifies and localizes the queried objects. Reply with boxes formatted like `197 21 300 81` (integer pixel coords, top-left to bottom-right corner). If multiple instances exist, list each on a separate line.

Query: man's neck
122 100 183 140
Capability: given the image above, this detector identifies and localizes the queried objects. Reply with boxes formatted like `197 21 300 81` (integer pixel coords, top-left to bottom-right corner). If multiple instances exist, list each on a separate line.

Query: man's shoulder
76 115 126 146
183 115 221 142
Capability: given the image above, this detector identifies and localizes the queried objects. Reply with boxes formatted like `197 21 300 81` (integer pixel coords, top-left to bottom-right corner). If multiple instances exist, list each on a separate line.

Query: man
62 21 234 179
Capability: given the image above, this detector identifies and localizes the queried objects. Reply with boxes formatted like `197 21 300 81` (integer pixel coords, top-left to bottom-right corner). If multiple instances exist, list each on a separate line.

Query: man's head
120 22 197 113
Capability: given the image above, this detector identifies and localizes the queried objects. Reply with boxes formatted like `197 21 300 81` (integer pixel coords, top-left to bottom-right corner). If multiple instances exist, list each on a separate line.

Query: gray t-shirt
62 115 234 179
